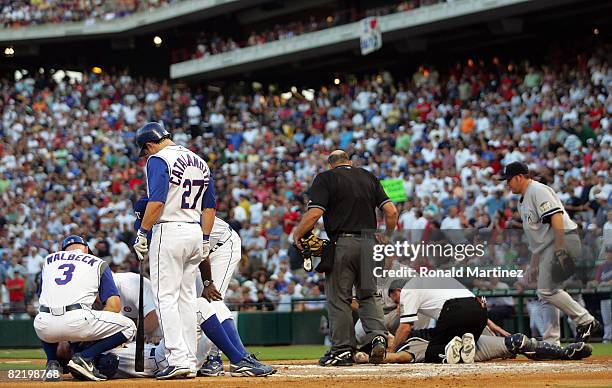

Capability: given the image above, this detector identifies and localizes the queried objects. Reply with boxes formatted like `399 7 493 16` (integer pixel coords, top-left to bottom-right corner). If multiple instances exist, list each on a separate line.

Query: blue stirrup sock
81 333 128 360
42 341 58 362
222 318 248 357
201 315 243 364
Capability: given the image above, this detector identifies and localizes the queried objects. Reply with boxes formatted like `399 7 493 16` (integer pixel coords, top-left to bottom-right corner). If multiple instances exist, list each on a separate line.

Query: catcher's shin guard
520 339 567 361
504 333 535 355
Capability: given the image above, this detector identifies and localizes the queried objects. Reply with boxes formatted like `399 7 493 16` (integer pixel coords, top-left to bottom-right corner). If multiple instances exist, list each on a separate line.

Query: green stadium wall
0 310 328 348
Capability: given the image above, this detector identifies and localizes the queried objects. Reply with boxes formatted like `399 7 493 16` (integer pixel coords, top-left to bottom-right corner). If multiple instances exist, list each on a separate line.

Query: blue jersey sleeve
202 176 216 209
99 266 120 303
147 156 170 203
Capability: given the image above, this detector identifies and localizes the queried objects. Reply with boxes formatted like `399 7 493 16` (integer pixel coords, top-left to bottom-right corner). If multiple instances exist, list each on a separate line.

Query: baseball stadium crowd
0 0 182 28
0 39 610 340
174 0 447 63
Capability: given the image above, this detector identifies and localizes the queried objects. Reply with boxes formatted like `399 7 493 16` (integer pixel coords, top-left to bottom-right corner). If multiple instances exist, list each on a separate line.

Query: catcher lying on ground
353 331 592 364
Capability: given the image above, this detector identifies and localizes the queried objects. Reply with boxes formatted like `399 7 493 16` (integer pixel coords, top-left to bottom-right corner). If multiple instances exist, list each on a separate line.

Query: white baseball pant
34 308 136 344
150 222 202 372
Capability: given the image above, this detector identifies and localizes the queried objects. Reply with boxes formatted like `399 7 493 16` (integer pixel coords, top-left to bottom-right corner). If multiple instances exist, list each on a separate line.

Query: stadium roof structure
0 0 264 44
169 0 579 81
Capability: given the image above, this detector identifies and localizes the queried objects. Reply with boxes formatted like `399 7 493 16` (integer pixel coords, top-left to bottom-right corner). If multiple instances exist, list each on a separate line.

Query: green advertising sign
381 179 407 203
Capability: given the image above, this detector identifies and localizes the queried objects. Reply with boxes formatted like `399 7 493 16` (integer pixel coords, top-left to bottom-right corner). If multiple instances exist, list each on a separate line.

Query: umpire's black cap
501 161 529 180
61 235 93 255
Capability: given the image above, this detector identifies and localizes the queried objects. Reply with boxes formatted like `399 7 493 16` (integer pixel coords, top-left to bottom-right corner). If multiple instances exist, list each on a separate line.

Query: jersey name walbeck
519 180 577 254
147 144 211 223
39 251 107 308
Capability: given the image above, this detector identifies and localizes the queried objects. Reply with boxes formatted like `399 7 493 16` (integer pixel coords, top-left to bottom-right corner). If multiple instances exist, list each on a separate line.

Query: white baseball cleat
444 336 462 364
460 333 476 364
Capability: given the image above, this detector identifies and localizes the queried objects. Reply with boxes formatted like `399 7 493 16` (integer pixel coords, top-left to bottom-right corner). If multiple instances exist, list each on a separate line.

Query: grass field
0 343 611 371
0 345 329 370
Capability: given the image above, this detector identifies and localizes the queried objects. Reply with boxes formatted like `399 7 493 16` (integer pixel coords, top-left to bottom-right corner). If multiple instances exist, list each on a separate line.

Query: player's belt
565 229 578 235
338 232 362 238
39 303 83 316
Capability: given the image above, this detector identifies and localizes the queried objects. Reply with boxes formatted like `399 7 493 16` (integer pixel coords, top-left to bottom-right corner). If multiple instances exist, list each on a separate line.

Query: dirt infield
0 357 611 387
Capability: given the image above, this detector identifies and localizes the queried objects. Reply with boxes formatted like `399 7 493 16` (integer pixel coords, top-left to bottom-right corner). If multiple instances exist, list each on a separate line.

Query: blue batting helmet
95 353 120 378
61 235 93 254
136 122 170 156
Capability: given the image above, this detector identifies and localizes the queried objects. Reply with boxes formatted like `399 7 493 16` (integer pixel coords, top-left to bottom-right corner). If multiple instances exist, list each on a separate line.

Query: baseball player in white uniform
133 196 270 376
83 282 275 379
133 122 216 379
503 161 599 344
112 272 160 340
198 215 246 375
34 235 136 381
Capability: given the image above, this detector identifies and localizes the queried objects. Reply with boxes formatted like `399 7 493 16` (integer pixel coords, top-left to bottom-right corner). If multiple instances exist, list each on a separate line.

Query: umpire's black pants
424 297 488 363
326 236 387 353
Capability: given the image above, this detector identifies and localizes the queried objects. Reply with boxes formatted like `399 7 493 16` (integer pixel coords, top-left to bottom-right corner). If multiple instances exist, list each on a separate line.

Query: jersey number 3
181 179 206 209
55 263 75 285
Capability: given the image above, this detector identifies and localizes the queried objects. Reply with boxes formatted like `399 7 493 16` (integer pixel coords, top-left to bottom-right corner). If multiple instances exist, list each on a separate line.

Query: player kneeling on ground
34 235 136 381
387 278 488 364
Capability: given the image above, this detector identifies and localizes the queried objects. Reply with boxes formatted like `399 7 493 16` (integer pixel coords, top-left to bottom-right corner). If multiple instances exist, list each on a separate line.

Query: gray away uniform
519 180 594 343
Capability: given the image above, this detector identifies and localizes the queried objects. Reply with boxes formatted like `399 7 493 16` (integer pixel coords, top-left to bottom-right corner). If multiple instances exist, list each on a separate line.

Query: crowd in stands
174 0 447 63
0 40 611 337
0 0 181 28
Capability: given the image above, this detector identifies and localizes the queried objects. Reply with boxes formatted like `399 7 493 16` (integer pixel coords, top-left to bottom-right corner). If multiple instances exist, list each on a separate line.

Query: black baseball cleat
67 353 107 381
318 350 353 366
564 342 593 360
369 335 387 365
575 319 601 343
155 365 192 380
43 360 63 382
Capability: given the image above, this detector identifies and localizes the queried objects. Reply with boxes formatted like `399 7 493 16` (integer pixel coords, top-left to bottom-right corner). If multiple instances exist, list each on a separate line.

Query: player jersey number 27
149 145 211 224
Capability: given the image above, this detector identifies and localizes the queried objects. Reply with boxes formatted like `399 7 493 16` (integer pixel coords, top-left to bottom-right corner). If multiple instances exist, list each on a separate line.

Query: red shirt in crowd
589 106 603 129
6 276 25 302
282 209 299 235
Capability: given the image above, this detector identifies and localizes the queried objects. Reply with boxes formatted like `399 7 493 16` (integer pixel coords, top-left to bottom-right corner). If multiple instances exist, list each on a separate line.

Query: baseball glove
297 231 328 272
551 248 576 283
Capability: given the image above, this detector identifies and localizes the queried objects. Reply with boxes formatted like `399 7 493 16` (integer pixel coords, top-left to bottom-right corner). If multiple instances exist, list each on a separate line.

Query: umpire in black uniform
293 150 399 366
